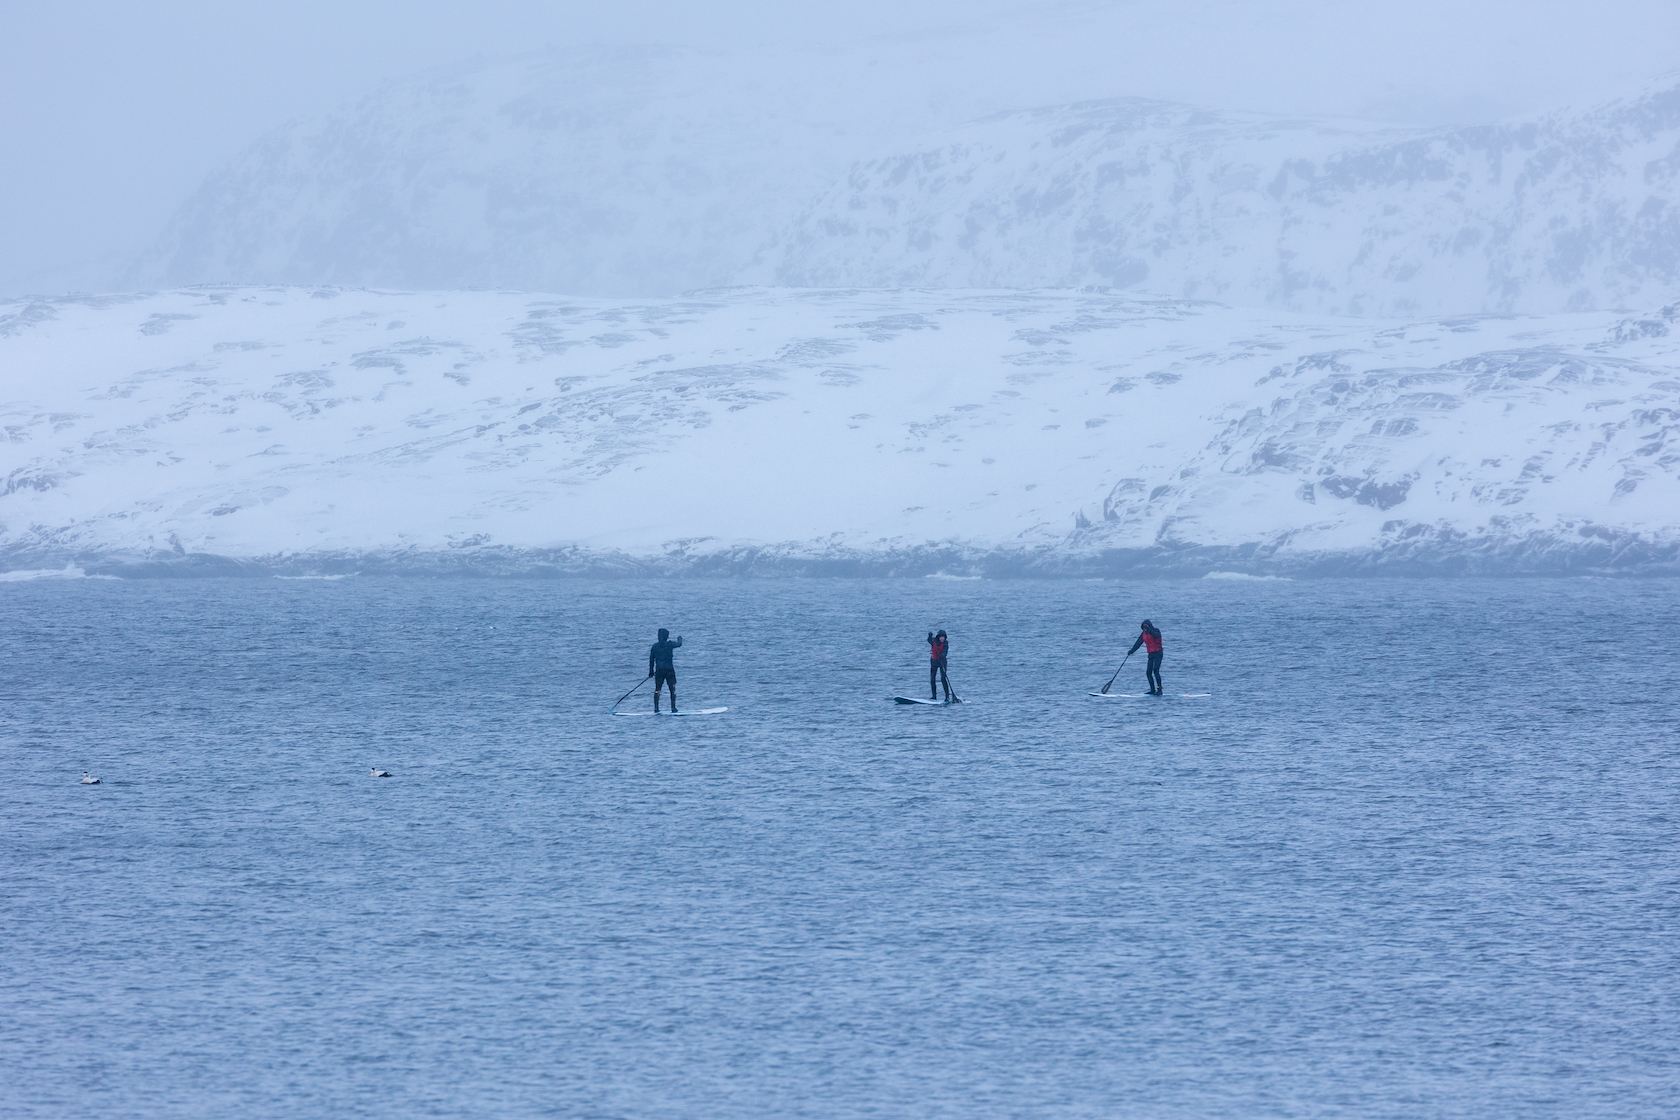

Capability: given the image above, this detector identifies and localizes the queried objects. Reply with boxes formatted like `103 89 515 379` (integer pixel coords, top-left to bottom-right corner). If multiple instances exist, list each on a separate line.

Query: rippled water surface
4 577 1677 1118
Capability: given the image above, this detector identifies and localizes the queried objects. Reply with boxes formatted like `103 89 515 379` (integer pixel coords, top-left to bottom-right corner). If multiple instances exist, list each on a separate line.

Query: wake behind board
1089 692 1209 699
612 706 729 717
893 696 960 705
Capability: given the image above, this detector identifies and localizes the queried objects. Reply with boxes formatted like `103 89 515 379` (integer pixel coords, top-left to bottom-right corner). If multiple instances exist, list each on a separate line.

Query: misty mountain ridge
128 54 1680 317
777 76 1680 316
3 284 1676 576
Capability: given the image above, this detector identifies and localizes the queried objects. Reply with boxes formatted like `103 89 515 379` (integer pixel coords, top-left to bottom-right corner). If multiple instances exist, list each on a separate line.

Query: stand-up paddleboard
893 696 961 705
1089 692 1209 699
612 706 729 717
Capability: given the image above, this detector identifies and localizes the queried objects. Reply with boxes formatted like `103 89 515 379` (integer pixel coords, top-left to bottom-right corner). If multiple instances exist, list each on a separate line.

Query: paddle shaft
610 674 652 713
1100 651 1133 694
934 655 960 703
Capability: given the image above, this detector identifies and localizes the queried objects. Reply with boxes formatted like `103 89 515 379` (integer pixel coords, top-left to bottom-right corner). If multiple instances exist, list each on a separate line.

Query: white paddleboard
1089 692 1209 699
612 706 729 716
893 696 960 705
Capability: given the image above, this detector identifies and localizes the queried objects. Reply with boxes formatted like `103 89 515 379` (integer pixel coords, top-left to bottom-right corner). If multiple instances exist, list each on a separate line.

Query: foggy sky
5 0 1678 299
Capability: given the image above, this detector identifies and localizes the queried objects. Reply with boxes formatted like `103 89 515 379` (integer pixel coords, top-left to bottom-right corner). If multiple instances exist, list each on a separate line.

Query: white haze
5 0 1680 298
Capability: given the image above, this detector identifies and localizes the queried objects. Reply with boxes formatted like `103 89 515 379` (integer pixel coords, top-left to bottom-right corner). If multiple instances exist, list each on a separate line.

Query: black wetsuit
649 637 682 709
928 632 951 701
1127 626 1164 694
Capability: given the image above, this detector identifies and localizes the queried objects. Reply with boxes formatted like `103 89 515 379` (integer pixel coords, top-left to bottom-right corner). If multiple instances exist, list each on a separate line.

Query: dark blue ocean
4 576 1677 1119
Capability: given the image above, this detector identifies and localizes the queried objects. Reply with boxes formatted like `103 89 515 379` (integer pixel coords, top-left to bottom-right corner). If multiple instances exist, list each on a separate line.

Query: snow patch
0 565 119 582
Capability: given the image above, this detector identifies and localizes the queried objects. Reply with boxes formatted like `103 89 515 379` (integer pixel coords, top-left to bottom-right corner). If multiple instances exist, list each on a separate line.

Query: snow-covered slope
776 78 1680 316
3 286 1676 575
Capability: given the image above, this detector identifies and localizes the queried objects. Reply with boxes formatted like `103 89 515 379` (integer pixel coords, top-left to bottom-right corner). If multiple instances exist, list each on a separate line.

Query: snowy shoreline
9 529 1679 579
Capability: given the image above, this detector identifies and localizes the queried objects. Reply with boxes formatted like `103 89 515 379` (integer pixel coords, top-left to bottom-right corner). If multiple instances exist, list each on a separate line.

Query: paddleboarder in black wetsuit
928 629 953 701
1128 620 1164 695
649 628 683 712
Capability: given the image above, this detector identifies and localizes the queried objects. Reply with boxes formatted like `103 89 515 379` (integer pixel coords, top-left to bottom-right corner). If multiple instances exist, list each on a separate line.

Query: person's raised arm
675 635 683 648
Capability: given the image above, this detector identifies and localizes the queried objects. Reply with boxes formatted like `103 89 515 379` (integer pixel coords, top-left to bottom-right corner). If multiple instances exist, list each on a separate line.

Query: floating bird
370 768 392 778
80 771 101 785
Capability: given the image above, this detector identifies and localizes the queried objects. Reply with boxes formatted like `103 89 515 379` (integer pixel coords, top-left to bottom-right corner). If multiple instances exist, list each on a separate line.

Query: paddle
609 674 652 714
1099 651 1134 694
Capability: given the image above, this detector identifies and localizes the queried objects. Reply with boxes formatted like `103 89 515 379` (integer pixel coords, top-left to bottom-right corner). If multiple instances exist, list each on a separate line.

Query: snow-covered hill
3 286 1676 576
776 79 1680 316
128 52 1680 317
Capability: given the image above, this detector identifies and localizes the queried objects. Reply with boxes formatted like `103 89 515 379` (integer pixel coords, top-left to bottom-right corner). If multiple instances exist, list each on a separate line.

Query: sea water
2 576 1676 1119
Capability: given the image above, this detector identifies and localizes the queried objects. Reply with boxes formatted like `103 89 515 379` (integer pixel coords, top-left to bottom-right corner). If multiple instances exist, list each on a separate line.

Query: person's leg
930 660 939 699
654 669 662 711
939 662 952 700
668 672 677 712
1147 651 1163 694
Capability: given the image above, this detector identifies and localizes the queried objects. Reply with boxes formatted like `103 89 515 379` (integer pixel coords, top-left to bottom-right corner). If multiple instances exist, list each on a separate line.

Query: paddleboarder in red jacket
927 630 953 701
1128 621 1164 695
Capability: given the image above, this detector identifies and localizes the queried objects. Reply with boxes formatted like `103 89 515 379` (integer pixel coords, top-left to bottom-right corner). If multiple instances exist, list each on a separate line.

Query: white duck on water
370 768 392 778
80 771 100 785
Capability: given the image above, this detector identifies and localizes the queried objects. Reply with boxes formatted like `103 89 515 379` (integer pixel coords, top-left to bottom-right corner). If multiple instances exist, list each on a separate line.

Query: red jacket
1130 628 1162 654
929 636 949 661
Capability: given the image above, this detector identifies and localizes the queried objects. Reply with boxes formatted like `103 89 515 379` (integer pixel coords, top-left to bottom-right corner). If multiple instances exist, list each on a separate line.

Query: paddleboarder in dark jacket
649 628 683 712
1128 621 1164 695
928 630 953 701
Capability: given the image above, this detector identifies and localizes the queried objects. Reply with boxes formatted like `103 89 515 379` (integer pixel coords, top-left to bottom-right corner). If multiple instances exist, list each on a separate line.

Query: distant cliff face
129 57 1680 317
775 81 1680 316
